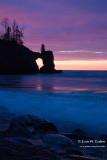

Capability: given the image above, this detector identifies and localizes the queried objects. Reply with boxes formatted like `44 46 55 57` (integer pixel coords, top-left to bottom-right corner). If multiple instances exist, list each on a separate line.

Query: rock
43 134 74 150
55 70 63 73
83 147 105 159
99 134 107 141
7 115 58 138
40 50 62 73
0 39 40 74
7 137 33 146
0 40 63 74
73 129 88 139
40 51 55 73
64 155 95 160
66 147 83 155
63 133 82 140
90 150 103 158
0 139 61 160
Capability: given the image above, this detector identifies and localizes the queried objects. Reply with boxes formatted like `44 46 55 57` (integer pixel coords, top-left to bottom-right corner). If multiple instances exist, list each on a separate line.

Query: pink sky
0 0 107 70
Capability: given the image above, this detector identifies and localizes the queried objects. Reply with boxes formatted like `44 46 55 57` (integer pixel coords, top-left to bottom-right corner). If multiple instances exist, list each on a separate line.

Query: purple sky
0 0 107 61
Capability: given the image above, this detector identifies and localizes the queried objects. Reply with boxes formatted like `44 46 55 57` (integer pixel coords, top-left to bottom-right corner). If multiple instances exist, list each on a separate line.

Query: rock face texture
40 50 55 73
0 39 40 74
40 50 62 73
43 134 74 150
0 114 106 160
7 115 58 138
0 139 61 160
0 40 63 74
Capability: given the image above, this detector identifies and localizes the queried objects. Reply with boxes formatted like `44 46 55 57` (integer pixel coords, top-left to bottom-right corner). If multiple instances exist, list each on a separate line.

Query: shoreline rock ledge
0 39 62 74
0 114 106 160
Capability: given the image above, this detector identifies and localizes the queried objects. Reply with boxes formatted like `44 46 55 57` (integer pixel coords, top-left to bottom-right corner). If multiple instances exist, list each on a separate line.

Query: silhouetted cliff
40 44 62 73
0 39 40 74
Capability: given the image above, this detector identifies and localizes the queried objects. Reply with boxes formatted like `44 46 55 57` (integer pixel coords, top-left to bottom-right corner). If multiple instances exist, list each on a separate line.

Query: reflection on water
0 71 107 136
0 71 107 94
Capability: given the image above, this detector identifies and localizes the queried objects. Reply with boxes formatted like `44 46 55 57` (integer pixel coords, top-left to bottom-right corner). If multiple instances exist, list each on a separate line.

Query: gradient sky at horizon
0 0 107 70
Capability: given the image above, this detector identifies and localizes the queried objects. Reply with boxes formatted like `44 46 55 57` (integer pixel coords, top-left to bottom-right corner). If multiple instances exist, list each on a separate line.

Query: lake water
0 70 107 137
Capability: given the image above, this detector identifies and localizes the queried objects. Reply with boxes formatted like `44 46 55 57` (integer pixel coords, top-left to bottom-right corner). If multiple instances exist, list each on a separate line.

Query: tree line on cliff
0 18 23 45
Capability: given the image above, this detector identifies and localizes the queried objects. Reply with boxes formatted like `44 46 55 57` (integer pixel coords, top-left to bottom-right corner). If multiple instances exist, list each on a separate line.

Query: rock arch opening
36 58 43 70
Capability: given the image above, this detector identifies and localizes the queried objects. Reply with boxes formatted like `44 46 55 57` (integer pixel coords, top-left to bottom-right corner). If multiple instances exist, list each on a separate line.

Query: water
0 70 107 136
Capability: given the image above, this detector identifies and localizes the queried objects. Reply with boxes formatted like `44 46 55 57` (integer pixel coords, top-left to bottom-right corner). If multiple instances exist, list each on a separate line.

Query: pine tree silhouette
0 18 24 45
2 26 11 41
41 44 45 54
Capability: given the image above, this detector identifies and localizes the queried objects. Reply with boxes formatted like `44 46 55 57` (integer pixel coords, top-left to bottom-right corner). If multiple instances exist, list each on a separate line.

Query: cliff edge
0 39 40 74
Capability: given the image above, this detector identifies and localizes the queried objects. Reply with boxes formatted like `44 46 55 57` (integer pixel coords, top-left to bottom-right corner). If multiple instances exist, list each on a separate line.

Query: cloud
59 50 105 54
0 0 107 62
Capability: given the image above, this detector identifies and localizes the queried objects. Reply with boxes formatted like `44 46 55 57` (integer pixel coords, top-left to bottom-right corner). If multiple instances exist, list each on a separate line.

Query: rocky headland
0 39 62 74
0 114 106 160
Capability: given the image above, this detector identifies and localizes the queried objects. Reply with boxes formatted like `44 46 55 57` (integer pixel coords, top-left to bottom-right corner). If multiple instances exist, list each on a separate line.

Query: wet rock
63 133 82 140
7 137 33 146
83 147 104 159
55 70 63 73
64 155 95 160
99 134 107 141
90 150 103 158
66 147 83 156
73 129 88 139
43 134 74 150
7 115 58 138
0 139 61 160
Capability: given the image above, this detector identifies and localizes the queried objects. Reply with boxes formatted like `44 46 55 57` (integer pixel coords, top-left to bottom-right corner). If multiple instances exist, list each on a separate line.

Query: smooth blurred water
0 70 107 136
0 70 107 94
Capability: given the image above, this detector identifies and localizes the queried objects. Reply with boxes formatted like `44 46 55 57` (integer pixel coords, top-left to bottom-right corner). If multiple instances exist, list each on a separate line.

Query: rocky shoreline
0 40 62 74
0 114 107 160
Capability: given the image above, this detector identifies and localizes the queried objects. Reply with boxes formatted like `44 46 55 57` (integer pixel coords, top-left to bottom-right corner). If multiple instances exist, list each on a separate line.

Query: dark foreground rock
43 134 74 150
6 115 58 138
0 139 61 160
0 114 107 160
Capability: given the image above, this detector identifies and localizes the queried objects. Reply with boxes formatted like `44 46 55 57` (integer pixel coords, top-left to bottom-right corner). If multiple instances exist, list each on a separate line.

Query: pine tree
4 26 11 41
11 20 23 45
16 25 23 45
0 18 24 45
41 44 45 54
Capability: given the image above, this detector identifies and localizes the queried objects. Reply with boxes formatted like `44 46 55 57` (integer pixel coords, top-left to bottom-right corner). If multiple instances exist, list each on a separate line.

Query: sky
0 0 107 70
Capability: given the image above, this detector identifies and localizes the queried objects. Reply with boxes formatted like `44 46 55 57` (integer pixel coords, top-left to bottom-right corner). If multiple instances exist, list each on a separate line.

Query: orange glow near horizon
36 59 107 70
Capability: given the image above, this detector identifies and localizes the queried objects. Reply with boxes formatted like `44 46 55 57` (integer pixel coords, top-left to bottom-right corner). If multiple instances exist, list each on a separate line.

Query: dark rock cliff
0 39 40 74
40 50 62 73
0 39 62 74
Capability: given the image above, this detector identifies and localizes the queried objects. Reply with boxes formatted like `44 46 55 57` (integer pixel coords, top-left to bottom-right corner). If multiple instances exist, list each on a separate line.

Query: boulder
63 155 95 160
99 134 107 141
63 133 82 140
73 129 88 140
7 115 58 138
66 147 83 156
43 134 74 150
6 137 33 146
83 147 103 159
0 139 61 160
